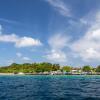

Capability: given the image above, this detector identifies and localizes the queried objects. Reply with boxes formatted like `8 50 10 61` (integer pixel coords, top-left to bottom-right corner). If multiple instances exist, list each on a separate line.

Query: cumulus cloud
48 33 70 49
46 49 67 62
71 11 100 62
46 0 71 17
0 34 18 42
46 34 70 63
0 32 42 48
15 36 42 48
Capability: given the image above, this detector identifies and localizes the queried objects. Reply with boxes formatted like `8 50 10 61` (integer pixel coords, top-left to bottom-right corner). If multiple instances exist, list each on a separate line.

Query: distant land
0 63 100 75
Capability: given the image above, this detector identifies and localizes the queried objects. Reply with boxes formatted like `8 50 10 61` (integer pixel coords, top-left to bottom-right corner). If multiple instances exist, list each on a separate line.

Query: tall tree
82 65 91 72
62 66 71 72
96 66 100 72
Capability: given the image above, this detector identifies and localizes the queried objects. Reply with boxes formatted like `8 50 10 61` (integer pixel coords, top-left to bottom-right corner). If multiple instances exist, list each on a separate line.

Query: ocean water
0 75 100 100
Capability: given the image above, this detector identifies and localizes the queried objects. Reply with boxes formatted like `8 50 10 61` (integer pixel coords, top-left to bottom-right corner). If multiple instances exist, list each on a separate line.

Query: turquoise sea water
0 75 100 100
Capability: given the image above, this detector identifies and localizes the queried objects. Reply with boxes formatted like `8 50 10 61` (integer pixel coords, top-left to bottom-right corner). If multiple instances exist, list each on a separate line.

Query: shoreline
0 73 100 76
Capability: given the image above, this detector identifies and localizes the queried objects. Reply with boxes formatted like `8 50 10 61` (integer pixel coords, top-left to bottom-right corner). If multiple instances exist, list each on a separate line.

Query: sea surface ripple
0 75 100 100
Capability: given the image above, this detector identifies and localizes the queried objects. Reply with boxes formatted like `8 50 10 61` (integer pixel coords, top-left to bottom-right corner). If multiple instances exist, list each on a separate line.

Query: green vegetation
0 62 100 74
82 65 92 72
96 65 100 72
0 62 60 73
62 66 72 72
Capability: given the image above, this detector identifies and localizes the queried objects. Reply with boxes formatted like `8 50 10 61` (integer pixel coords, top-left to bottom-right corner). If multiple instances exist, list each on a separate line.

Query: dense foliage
0 63 100 74
82 65 91 72
62 66 72 72
0 63 60 73
96 65 100 72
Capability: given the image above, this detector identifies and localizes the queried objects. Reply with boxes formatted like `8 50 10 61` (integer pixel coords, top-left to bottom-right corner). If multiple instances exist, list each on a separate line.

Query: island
0 62 100 75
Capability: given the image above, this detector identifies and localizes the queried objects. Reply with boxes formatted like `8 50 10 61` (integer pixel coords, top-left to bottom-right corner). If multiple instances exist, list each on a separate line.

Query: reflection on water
0 75 100 100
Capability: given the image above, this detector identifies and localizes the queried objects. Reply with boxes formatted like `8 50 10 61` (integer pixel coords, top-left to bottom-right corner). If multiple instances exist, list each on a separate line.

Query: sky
0 0 100 67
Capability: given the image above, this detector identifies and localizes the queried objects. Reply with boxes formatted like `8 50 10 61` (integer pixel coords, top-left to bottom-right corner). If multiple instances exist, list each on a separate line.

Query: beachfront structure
70 68 82 75
50 70 63 75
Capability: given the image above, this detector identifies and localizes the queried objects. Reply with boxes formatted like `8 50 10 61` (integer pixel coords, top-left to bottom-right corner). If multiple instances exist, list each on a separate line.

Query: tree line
0 63 60 73
0 62 100 73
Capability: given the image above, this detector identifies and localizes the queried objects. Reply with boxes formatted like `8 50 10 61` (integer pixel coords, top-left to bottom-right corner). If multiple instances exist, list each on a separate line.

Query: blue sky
0 0 100 67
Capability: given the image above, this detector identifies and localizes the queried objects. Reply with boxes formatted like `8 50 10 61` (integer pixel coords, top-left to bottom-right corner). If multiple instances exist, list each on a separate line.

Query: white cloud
15 37 42 48
22 57 31 61
48 34 70 50
46 0 71 17
0 34 18 42
46 34 70 63
46 49 67 62
0 18 22 25
71 11 100 62
0 33 42 48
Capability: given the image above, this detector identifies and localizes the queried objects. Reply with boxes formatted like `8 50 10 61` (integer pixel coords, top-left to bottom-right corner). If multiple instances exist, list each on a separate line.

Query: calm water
0 75 100 100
